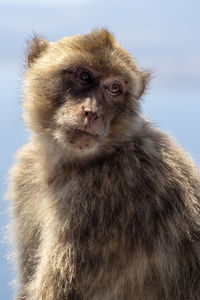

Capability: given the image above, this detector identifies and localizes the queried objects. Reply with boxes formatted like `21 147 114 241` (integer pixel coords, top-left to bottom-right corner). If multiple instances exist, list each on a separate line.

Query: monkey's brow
62 67 75 74
63 65 92 73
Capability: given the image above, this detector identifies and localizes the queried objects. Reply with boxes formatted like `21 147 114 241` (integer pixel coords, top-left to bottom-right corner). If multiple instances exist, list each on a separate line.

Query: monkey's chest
54 167 137 254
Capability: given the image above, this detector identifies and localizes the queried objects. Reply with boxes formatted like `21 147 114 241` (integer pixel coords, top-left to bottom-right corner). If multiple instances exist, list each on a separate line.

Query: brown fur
8 29 200 299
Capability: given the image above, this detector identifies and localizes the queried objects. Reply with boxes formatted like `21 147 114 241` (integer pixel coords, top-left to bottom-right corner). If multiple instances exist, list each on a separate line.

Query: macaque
8 29 200 299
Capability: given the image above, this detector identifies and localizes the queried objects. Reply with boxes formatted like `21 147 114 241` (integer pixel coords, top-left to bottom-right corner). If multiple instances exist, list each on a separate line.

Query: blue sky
0 0 200 298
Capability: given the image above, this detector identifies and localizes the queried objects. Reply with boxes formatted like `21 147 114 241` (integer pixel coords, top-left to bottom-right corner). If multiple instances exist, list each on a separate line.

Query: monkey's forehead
45 30 139 77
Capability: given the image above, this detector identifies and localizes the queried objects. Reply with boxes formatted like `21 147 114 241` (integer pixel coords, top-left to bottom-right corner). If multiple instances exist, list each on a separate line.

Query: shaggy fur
8 29 200 300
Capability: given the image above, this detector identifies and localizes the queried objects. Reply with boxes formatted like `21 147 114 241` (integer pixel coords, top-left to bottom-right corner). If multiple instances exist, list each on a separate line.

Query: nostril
83 109 99 122
90 112 98 120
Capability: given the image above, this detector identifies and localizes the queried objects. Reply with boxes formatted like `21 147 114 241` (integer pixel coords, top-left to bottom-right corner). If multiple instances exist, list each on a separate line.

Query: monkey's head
23 29 149 159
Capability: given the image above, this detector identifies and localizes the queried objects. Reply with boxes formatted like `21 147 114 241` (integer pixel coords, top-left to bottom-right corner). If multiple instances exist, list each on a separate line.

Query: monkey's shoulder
8 141 45 201
95 128 200 201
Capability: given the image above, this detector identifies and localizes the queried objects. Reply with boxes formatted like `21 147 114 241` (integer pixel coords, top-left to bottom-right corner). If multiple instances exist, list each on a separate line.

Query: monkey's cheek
70 134 100 150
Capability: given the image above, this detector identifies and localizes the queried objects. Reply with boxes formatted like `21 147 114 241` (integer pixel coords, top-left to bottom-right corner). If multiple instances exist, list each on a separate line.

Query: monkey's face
53 65 129 152
23 30 149 158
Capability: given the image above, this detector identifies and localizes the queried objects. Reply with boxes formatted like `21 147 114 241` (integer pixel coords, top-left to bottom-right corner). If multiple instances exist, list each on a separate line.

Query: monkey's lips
68 129 101 150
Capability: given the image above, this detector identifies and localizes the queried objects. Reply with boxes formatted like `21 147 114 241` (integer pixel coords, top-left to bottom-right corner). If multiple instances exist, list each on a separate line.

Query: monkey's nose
83 108 99 123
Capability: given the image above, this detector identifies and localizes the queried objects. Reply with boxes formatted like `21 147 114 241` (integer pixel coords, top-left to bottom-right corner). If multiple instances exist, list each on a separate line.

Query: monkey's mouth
56 124 103 150
69 130 101 149
58 126 101 150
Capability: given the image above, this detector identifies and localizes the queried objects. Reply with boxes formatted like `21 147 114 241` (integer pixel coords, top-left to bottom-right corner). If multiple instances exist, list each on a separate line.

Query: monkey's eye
106 83 122 96
75 69 94 85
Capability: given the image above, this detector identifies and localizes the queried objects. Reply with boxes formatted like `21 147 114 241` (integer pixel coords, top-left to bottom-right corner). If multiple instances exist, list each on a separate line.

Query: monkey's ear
27 36 49 67
137 71 151 99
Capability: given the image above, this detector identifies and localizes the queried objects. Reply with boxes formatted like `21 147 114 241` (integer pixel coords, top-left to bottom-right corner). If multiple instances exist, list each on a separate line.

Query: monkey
7 29 200 300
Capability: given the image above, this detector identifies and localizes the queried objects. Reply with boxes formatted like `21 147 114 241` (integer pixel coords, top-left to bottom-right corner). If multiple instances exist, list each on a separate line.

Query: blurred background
0 0 200 298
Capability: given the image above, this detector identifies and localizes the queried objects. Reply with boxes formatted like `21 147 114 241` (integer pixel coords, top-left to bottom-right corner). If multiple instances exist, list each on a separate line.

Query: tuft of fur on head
26 35 49 67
